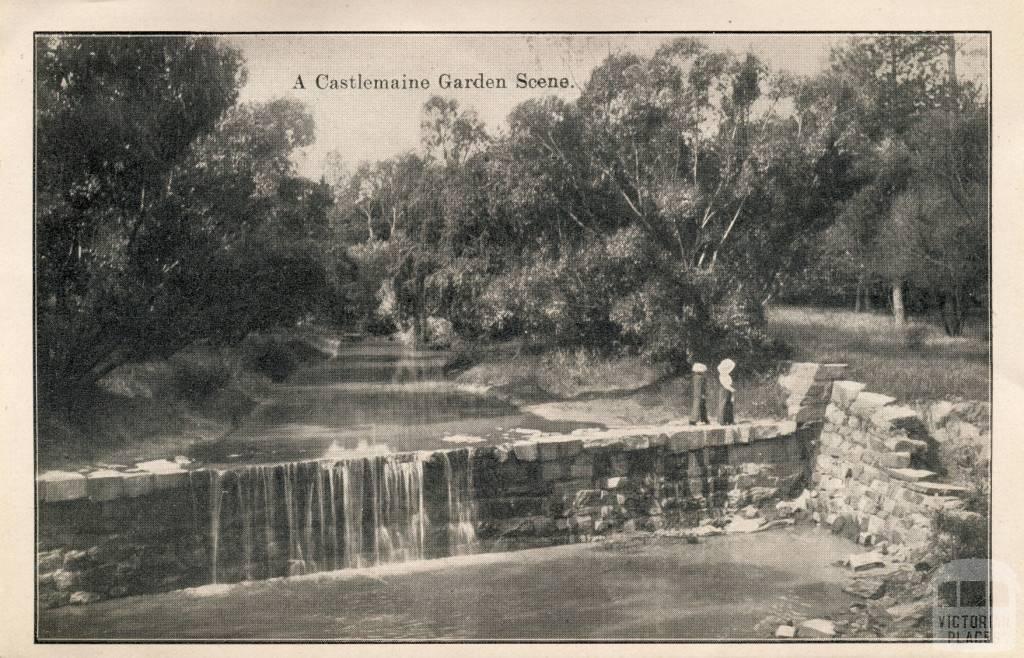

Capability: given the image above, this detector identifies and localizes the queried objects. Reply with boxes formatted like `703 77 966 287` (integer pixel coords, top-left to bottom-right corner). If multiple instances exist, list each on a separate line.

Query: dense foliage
334 37 983 367
36 37 344 404
37 34 989 406
783 36 989 333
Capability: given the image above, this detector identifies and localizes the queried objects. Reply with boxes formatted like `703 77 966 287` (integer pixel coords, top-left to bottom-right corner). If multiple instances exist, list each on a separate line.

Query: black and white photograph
27 29 996 643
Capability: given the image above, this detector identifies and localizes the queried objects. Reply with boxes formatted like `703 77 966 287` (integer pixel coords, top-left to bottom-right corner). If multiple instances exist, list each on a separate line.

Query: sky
228 34 990 180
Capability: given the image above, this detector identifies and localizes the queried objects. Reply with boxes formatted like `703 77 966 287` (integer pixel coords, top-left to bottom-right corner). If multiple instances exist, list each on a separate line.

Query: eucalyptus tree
333 97 493 341
519 38 846 363
36 36 245 403
824 34 984 327
36 36 340 405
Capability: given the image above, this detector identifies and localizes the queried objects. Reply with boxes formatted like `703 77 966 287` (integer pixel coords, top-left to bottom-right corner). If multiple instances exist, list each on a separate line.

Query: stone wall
38 477 213 607
802 380 975 549
468 421 812 550
38 419 812 607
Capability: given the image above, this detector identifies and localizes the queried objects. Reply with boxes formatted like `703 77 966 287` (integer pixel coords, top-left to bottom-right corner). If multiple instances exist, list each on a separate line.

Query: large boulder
843 576 887 599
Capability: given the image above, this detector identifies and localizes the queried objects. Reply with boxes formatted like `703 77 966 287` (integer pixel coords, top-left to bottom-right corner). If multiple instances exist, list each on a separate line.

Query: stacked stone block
38 420 808 606
470 422 807 548
809 381 971 548
778 362 849 426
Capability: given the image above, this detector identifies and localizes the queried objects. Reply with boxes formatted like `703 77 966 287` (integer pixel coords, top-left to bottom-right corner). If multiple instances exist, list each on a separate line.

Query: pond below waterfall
39 525 859 641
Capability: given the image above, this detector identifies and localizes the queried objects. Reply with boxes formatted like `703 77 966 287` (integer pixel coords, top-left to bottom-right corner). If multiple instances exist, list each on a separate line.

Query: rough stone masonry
37 362 988 609
780 363 980 550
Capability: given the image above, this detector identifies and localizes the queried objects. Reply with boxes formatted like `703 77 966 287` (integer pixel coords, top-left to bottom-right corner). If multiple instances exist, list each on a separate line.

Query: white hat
717 359 735 375
692 363 707 373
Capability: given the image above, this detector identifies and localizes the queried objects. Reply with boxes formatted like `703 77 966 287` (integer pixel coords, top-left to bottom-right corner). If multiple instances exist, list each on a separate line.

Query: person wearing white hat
717 359 736 425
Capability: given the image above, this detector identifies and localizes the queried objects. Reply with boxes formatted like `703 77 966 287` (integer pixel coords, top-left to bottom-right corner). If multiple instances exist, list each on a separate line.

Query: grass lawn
766 305 990 402
457 304 989 429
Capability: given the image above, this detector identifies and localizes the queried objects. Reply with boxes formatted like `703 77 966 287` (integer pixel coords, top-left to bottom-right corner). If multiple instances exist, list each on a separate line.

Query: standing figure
717 358 736 425
690 363 709 424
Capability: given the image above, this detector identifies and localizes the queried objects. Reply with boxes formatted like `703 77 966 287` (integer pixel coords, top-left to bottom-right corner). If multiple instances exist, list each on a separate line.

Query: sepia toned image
33 32 992 642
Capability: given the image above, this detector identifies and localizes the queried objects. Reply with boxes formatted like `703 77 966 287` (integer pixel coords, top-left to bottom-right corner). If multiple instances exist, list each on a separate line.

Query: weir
203 449 476 584
39 418 810 605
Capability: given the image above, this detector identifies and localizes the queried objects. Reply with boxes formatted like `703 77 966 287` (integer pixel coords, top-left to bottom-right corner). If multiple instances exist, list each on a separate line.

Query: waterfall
209 470 223 583
340 459 364 568
440 448 478 555
203 449 468 584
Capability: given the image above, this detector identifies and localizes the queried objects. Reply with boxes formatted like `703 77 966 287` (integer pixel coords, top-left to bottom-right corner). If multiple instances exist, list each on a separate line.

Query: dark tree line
785 35 988 334
36 34 989 407
36 37 343 405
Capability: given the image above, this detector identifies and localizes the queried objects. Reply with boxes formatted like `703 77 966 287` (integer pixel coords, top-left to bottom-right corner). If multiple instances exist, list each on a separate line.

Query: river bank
452 341 788 429
37 332 338 471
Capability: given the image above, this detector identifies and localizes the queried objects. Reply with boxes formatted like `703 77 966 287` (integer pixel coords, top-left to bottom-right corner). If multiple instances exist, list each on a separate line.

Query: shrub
169 355 233 402
426 316 457 348
611 266 788 372
932 507 989 563
468 226 792 374
242 339 301 382
930 444 990 564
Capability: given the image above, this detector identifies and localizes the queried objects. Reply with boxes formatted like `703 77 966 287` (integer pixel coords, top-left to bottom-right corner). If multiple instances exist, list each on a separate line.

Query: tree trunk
947 35 959 129
942 292 961 337
855 273 865 312
950 286 958 337
892 280 907 327
942 286 964 337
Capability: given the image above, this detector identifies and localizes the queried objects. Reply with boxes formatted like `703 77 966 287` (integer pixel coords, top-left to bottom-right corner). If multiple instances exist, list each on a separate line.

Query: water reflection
191 338 597 465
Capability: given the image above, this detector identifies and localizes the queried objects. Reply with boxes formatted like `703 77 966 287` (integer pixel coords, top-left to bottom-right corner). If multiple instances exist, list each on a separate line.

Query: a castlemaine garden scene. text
35 33 990 641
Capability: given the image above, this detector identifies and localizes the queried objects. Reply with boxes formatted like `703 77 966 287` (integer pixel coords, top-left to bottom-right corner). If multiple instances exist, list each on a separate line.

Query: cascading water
440 449 477 555
209 470 222 583
204 447 476 584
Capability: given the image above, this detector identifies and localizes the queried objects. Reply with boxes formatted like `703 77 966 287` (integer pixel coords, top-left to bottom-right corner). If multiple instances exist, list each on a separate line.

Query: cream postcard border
2 1 1021 656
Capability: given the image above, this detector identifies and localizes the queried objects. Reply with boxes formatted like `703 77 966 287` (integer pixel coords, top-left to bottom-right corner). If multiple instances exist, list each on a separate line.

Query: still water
190 339 595 467
39 526 858 640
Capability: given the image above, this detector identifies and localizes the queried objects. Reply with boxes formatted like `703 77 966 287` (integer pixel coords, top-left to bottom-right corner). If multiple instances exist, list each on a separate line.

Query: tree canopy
36 36 344 404
37 34 990 406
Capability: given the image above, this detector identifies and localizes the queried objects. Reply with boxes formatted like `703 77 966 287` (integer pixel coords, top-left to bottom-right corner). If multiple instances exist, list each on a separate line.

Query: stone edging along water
37 362 986 613
38 417 810 607
35 419 798 504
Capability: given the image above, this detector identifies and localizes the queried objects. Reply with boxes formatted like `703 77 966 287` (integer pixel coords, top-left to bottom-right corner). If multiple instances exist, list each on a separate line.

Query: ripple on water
39 527 860 641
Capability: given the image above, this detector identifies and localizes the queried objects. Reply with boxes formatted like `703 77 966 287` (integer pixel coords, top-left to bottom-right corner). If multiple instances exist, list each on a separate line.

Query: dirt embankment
452 343 787 428
38 333 337 471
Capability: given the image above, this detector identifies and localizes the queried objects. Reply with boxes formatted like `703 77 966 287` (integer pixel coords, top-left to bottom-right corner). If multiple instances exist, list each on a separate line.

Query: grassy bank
767 305 989 402
454 340 788 427
453 304 989 427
